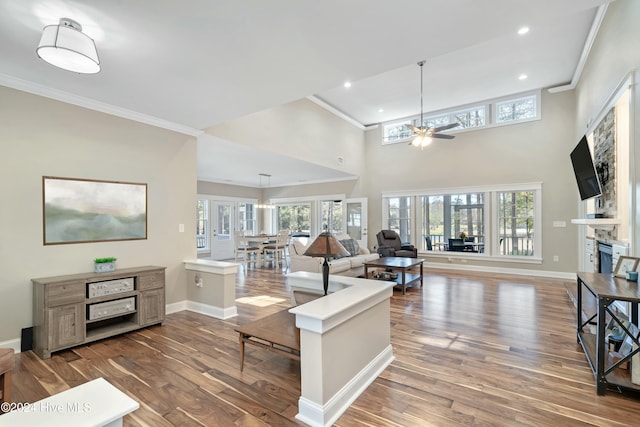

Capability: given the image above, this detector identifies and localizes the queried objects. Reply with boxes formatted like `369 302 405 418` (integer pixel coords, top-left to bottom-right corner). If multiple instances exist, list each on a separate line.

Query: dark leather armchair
376 230 417 258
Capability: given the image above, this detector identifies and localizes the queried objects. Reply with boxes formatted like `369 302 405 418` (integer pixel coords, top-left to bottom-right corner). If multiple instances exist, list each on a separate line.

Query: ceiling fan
407 60 460 149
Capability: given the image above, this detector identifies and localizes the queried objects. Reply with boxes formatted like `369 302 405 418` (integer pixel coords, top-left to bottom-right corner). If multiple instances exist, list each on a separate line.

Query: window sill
420 251 542 264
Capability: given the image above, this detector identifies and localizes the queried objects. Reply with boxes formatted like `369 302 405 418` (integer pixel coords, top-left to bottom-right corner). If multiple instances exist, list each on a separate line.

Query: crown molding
0 73 203 137
306 95 365 130
548 3 609 93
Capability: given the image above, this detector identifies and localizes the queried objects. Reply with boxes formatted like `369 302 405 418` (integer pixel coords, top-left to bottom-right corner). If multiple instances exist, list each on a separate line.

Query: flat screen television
570 135 602 200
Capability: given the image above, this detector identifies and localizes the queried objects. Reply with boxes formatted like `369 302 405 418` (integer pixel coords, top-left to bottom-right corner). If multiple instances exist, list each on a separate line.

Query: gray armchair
376 230 417 258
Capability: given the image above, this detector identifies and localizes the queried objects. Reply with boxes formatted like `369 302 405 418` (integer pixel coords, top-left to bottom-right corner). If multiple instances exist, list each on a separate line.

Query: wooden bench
0 377 139 427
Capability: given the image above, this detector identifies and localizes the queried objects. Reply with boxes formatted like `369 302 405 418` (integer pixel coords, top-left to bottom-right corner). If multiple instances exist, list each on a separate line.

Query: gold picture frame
613 256 640 278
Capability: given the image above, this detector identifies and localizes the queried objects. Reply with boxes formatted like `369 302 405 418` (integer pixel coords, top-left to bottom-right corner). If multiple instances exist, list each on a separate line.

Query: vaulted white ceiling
0 0 613 187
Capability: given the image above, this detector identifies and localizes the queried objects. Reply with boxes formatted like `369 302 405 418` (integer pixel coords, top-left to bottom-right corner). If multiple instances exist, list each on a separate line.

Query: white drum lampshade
37 18 100 74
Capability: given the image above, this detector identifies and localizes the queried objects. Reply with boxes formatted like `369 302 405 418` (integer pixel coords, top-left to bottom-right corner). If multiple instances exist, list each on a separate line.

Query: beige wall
203 89 582 273
0 86 197 344
205 98 366 180
575 0 640 254
364 90 579 272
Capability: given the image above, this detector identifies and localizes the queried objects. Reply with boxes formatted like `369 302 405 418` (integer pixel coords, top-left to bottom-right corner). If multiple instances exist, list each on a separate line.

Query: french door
210 201 235 260
343 198 368 249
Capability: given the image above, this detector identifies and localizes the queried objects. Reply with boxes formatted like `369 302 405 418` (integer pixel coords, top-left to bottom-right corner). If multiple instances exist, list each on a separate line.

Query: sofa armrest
289 254 324 273
377 246 395 257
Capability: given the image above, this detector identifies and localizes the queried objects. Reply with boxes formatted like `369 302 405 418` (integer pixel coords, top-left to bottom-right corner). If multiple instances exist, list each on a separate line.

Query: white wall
0 86 197 344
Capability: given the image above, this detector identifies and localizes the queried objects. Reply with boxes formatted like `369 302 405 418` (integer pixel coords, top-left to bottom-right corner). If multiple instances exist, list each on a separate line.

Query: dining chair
234 230 261 269
263 230 289 269
448 238 465 252
425 236 433 251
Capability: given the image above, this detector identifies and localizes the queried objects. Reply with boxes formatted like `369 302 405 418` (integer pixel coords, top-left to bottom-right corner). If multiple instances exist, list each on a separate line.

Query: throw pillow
340 239 360 257
292 239 307 256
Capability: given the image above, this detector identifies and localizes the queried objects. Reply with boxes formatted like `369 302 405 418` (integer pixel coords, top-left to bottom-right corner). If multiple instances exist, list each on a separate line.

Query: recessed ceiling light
518 26 529 35
343 81 352 88
378 108 384 113
518 74 528 80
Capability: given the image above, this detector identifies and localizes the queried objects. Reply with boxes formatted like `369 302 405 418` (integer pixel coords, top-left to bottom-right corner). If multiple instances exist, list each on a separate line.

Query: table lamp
303 232 349 295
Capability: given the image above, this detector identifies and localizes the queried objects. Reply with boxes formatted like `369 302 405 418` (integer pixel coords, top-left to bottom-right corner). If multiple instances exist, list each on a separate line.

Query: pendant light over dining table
37 18 100 74
256 173 275 209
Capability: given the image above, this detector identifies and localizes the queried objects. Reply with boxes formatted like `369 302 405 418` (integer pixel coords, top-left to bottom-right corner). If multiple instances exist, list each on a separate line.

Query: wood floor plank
7 266 640 426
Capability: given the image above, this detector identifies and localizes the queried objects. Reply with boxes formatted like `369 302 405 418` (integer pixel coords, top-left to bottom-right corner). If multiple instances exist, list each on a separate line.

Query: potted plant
94 257 117 273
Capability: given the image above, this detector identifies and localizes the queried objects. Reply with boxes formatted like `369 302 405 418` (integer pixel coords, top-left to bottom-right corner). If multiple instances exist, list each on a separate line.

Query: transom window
495 95 537 124
382 91 540 145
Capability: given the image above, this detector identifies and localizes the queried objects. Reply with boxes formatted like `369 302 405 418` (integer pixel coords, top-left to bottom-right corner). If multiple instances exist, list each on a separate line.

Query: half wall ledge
287 271 395 427
184 259 238 319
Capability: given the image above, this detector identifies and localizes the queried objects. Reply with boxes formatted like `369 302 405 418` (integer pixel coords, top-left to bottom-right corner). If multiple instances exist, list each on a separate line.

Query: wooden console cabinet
32 266 166 359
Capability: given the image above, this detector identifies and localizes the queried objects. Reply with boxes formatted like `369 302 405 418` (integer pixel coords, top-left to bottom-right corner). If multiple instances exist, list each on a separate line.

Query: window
238 202 256 234
495 95 537 124
321 200 343 234
216 204 231 240
384 183 541 259
381 91 540 144
277 203 311 235
382 120 412 144
420 193 484 250
498 191 535 256
453 106 485 129
196 199 209 250
385 197 412 243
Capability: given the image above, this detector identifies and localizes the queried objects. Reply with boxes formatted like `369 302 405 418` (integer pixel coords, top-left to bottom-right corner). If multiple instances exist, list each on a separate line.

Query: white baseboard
166 301 188 315
185 301 238 319
425 261 576 280
0 338 21 354
296 345 395 427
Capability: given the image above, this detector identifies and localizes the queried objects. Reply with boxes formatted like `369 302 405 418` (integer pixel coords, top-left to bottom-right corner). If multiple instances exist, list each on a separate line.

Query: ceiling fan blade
432 133 456 140
433 123 460 133
404 124 421 133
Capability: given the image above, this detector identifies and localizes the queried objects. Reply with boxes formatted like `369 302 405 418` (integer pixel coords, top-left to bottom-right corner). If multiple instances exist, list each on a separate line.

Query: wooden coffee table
363 257 424 294
234 308 300 371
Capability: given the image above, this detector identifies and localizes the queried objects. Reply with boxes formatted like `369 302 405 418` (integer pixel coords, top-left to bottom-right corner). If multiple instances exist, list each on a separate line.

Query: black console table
576 272 640 395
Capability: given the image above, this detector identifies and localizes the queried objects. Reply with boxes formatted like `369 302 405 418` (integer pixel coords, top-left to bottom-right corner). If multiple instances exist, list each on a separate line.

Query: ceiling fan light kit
37 18 100 74
407 60 459 149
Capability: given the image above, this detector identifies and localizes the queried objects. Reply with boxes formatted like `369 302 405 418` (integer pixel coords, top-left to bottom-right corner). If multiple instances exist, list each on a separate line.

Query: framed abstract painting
43 176 147 245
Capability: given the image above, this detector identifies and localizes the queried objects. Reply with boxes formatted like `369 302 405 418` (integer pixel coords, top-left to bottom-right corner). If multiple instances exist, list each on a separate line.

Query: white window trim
381 89 542 145
381 182 542 262
493 91 541 125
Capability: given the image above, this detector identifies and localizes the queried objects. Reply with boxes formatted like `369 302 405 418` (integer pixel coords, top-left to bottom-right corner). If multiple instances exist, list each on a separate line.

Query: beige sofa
288 234 380 277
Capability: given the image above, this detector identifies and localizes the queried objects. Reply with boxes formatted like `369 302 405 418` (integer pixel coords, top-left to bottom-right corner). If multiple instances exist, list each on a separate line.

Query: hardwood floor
9 266 640 426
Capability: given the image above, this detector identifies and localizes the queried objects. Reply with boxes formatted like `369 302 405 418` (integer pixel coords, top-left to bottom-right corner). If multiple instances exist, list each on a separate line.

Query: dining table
243 235 277 266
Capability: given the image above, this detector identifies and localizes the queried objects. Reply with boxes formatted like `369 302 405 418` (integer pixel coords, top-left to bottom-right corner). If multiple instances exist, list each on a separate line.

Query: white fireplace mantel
571 218 621 230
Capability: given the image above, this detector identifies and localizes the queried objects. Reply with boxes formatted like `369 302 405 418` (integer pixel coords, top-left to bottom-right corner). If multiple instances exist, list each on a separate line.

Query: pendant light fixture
256 173 275 209
37 18 100 74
